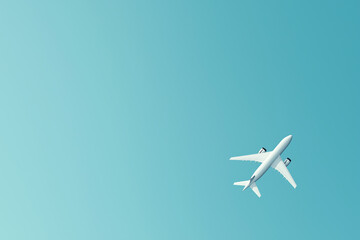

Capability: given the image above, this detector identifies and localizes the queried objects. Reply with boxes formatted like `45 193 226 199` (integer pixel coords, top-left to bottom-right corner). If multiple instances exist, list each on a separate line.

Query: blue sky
0 0 359 239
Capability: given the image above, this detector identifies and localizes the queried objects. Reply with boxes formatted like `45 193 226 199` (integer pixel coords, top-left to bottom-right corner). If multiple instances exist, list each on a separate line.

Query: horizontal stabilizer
250 183 261 198
234 181 249 186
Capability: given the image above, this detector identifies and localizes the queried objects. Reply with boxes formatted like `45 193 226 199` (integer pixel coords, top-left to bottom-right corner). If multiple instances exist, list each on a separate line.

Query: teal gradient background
0 0 359 239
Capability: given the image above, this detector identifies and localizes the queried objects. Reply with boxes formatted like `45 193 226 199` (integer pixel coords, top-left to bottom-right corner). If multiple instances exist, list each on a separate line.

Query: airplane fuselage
245 135 292 189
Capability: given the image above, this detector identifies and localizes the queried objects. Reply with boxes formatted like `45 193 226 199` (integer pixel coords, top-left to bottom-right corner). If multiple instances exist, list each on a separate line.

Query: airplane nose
288 135 293 139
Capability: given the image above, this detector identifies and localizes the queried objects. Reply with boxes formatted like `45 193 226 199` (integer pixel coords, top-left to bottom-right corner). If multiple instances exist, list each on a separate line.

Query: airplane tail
234 181 261 198
234 180 249 189
250 182 261 198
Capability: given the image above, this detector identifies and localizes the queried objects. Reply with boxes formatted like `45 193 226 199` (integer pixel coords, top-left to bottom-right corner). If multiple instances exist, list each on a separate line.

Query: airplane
230 135 297 198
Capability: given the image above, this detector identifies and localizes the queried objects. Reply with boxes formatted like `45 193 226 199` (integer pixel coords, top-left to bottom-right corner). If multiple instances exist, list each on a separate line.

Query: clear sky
0 0 359 239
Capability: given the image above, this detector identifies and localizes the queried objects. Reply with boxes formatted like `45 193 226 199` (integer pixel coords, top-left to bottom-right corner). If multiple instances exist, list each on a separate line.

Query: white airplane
230 135 297 198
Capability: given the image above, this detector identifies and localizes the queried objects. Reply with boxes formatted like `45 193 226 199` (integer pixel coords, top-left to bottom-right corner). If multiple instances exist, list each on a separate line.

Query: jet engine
284 158 291 167
258 147 266 154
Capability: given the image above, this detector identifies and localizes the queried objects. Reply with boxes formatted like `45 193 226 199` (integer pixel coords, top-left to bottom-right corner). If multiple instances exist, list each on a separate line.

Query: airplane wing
271 157 297 188
230 152 272 163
